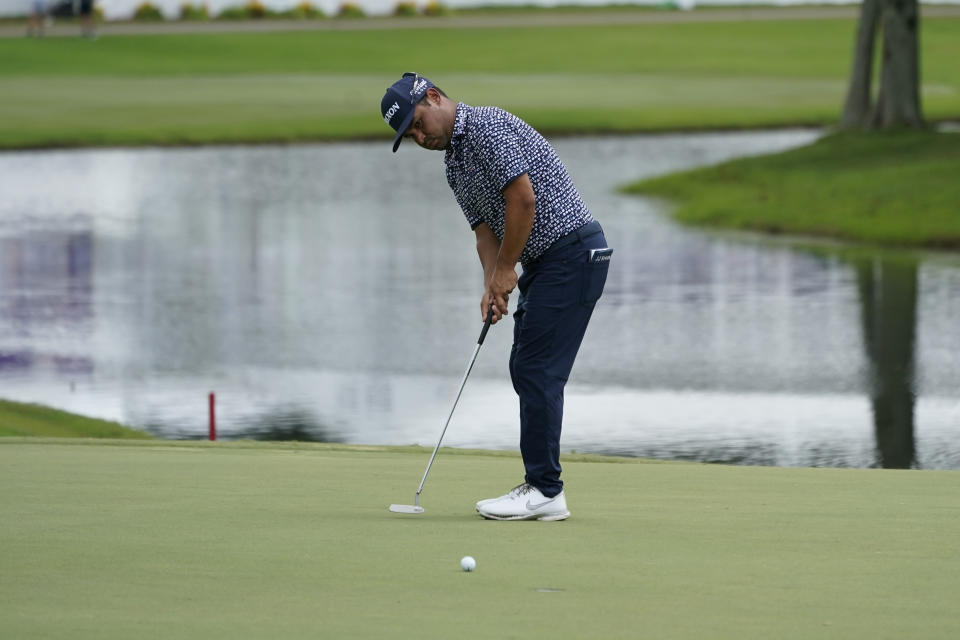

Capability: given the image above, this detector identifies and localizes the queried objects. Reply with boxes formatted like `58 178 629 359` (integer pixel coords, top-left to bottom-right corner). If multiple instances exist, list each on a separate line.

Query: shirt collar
447 102 471 160
452 102 471 138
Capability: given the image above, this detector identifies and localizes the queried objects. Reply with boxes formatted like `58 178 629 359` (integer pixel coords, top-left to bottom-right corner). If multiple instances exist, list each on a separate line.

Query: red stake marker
209 392 216 441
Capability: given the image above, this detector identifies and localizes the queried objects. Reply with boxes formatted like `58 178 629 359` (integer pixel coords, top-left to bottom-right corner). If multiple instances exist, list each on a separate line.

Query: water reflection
0 225 95 379
143 405 343 442
0 133 958 469
855 257 918 469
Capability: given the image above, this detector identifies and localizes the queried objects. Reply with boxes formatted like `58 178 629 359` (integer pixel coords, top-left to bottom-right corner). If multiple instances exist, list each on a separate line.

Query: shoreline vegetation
0 398 152 439
622 130 960 253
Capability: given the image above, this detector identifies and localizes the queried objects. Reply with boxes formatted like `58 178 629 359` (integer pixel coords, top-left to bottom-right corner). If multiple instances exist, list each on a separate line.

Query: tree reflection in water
856 256 918 469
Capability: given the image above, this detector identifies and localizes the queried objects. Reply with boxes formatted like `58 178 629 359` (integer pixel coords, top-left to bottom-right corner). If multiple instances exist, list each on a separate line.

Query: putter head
389 504 425 514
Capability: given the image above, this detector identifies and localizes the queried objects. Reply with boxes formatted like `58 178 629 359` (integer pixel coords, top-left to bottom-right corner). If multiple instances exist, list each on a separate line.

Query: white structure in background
0 0 956 20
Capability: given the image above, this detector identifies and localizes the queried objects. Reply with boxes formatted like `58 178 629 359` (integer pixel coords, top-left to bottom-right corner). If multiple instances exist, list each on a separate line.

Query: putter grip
478 308 494 345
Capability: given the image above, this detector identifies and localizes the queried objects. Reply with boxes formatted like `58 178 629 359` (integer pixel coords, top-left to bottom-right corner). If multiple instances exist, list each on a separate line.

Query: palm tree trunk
877 0 925 128
842 0 882 129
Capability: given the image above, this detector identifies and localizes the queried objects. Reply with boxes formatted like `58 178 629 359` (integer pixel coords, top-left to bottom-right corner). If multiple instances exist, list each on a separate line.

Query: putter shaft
413 309 494 501
415 341 483 498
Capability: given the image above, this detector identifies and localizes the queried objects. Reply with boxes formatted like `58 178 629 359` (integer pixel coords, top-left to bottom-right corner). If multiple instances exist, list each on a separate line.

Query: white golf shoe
475 483 526 509
476 483 570 521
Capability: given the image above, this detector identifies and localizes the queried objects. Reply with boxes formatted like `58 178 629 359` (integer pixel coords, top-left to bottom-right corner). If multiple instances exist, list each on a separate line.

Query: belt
547 220 603 252
524 220 603 267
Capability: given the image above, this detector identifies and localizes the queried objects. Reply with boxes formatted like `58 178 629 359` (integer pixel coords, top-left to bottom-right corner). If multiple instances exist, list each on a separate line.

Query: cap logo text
411 78 428 98
384 101 400 125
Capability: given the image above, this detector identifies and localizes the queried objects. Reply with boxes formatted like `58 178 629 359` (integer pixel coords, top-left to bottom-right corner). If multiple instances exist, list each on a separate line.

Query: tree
841 0 925 129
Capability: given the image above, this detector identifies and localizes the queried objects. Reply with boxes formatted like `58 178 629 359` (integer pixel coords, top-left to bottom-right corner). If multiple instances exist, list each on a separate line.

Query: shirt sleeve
458 194 483 230
472 111 530 193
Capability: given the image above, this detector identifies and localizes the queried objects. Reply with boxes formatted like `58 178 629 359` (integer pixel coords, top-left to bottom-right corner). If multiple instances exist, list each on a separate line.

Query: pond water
1 130 958 469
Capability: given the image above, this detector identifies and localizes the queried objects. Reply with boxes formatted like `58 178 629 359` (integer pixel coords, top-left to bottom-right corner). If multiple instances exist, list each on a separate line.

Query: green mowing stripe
0 22 866 77
0 72 850 147
622 130 960 251
0 71 956 149
0 20 957 80
1 441 958 639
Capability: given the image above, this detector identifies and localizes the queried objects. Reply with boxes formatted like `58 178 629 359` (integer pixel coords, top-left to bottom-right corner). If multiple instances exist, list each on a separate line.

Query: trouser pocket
582 248 612 304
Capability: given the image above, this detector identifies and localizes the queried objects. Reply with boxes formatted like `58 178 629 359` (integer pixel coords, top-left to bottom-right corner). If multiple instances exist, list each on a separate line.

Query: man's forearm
472 175 535 322
476 231 500 284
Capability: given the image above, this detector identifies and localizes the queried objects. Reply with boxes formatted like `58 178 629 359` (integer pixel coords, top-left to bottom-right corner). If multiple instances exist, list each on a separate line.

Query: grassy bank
0 398 151 439
1 439 958 639
622 130 960 251
0 16 958 148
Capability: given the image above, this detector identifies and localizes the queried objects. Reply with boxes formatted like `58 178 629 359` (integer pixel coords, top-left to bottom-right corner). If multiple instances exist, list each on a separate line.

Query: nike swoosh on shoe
525 498 557 510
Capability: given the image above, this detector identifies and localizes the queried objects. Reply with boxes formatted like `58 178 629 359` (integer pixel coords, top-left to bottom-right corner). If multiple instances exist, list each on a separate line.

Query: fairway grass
1 17 959 148
0 73 850 148
2 439 958 639
622 130 960 251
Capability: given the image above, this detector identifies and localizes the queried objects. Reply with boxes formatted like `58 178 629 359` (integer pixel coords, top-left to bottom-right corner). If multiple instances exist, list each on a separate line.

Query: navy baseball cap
381 72 435 152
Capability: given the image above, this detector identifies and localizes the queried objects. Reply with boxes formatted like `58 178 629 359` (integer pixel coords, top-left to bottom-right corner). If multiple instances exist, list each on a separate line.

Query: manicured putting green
2 439 958 638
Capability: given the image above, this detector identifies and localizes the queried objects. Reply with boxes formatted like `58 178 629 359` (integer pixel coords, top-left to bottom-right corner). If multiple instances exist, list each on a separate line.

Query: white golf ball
460 556 476 572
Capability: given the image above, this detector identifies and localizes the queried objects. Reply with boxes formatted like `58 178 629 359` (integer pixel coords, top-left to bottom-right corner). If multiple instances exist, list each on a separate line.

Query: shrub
423 1 449 16
132 2 165 21
282 1 324 18
216 5 247 19
337 2 365 18
245 0 267 17
179 3 209 20
393 1 418 16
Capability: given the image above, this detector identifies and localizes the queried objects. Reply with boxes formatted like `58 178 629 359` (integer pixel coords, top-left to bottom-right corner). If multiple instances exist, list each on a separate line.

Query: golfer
381 73 611 521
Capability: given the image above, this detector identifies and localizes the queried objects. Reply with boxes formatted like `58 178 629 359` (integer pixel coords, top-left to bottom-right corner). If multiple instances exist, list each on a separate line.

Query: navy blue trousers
509 221 611 498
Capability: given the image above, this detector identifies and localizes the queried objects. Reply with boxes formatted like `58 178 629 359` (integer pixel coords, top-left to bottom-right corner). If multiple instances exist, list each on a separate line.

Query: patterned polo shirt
444 102 593 266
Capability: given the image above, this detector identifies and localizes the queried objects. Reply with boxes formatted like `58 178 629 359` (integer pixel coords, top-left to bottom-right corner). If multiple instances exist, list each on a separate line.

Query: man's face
402 90 452 151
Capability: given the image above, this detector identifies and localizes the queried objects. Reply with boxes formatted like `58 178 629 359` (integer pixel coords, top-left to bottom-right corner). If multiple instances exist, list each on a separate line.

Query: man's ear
425 87 443 105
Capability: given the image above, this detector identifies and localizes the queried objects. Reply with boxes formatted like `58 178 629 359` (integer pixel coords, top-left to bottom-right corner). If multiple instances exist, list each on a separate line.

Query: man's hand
473 174 535 325
482 264 518 324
